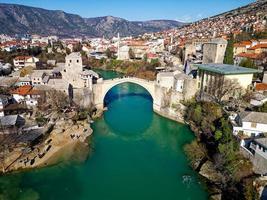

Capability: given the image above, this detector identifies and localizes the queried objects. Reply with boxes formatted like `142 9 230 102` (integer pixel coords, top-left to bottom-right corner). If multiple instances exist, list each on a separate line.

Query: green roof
194 64 261 75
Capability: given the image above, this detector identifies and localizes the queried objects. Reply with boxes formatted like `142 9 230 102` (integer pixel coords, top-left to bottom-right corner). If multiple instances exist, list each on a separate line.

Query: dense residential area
0 0 267 200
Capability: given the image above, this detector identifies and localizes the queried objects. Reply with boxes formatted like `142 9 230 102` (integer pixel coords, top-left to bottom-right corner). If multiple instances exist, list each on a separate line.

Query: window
69 60 72 63
251 122 257 128
77 60 79 63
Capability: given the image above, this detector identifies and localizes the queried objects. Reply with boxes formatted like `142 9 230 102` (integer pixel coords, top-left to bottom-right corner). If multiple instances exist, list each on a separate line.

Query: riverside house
241 137 267 175
232 111 267 137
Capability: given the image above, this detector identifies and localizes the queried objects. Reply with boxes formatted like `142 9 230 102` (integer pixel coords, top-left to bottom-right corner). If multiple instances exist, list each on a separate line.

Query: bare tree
45 90 70 111
213 79 243 103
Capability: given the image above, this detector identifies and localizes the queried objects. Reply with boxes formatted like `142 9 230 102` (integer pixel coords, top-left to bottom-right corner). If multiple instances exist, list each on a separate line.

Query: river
0 69 208 200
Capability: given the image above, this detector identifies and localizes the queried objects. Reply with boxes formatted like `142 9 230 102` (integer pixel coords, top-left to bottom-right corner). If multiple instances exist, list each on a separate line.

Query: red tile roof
10 85 40 96
14 56 32 61
236 53 265 59
255 83 267 91
248 44 267 50
234 41 252 48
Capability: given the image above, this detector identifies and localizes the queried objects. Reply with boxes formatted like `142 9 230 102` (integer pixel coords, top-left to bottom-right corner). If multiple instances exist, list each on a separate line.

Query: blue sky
0 0 255 22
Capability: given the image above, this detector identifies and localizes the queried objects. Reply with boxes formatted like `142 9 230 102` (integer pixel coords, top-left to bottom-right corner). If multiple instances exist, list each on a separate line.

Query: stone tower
62 52 84 88
202 38 228 64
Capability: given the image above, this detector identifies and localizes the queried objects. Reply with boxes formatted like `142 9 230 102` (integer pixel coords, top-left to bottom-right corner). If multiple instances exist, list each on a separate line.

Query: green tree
192 104 202 125
258 102 267 113
224 36 234 64
105 48 112 59
143 53 148 62
239 58 256 69
215 130 223 141
128 48 135 59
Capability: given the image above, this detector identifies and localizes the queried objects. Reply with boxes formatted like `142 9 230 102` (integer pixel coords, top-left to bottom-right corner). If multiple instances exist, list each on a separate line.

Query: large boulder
199 161 223 183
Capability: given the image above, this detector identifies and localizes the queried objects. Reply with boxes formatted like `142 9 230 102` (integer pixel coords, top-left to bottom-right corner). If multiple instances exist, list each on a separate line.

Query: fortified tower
202 38 228 64
62 52 84 88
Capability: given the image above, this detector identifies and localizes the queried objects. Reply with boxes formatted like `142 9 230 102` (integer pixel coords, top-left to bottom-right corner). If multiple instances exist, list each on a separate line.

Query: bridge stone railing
102 76 155 84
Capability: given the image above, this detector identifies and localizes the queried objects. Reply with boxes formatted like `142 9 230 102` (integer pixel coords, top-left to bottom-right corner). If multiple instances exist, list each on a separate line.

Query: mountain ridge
0 3 183 38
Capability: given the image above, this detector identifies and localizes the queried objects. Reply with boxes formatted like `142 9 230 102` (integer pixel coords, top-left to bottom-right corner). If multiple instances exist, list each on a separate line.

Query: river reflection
104 83 153 137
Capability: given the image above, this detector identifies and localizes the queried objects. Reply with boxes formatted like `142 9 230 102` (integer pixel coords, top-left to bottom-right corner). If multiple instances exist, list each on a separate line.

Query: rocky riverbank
1 118 93 174
154 109 185 124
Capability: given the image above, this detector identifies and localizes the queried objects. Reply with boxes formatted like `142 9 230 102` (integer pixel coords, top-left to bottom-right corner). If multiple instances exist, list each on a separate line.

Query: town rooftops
10 85 40 96
248 43 267 50
239 111 267 124
234 41 252 47
66 52 81 59
194 64 260 75
14 56 32 61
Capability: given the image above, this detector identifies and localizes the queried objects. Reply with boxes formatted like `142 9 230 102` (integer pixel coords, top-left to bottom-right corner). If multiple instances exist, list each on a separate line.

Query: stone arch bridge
93 77 161 111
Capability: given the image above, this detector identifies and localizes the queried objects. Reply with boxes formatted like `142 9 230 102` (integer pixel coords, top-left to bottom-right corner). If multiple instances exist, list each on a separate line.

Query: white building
156 72 175 90
31 71 46 85
10 85 41 108
233 111 267 137
13 56 39 69
196 64 260 101
117 45 130 60
80 70 100 90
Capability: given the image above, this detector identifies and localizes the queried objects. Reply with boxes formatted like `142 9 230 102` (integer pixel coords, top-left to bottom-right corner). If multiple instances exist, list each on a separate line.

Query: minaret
117 33 121 59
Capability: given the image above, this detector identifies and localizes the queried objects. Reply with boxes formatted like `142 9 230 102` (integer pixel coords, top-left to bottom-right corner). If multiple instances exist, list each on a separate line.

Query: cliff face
0 4 183 37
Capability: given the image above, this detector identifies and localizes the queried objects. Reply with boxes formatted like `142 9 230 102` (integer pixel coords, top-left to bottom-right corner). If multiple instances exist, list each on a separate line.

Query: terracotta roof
248 44 267 50
236 52 264 59
234 41 252 47
14 56 32 61
255 83 267 91
10 85 40 96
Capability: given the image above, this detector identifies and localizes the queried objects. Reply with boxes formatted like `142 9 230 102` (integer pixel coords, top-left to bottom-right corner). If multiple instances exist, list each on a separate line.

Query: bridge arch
93 77 157 110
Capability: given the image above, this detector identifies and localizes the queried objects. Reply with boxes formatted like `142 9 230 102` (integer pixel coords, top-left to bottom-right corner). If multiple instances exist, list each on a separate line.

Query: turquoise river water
0 70 208 200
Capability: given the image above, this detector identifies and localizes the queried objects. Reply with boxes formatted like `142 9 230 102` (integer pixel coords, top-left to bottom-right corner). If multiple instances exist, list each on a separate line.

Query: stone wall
73 88 93 108
203 43 217 64
253 152 267 175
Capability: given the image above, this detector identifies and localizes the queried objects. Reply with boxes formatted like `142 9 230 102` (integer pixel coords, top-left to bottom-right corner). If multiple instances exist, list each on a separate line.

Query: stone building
202 38 228 64
62 52 84 88
156 71 198 101
241 137 267 175
233 111 267 137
